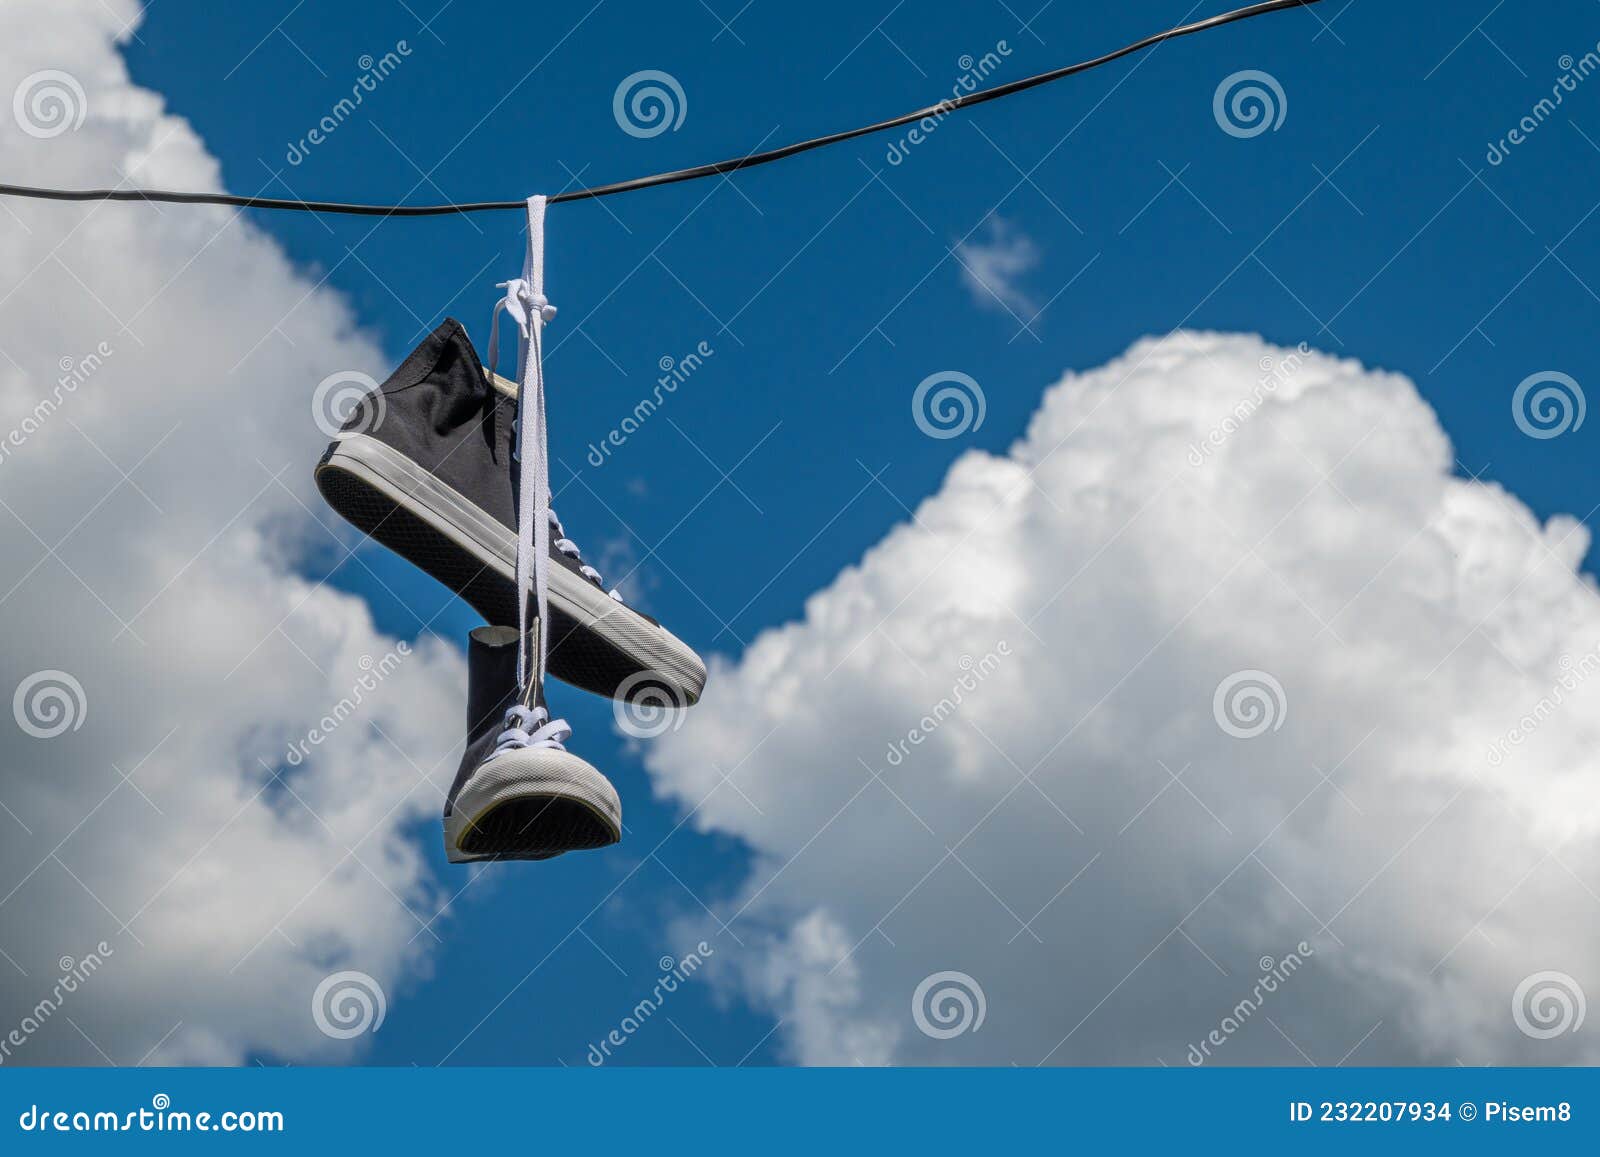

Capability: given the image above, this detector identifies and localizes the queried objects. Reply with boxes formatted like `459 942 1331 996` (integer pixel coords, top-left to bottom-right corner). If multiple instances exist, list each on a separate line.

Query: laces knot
489 702 572 760
496 277 557 329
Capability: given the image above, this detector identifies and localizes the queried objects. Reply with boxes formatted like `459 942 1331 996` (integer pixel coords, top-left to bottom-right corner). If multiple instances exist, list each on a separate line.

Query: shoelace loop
487 196 555 695
489 703 571 760
550 511 625 603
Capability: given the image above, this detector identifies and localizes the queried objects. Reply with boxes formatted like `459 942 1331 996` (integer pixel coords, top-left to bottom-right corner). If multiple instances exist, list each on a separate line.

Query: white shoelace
484 195 569 755
491 703 571 758
550 510 626 603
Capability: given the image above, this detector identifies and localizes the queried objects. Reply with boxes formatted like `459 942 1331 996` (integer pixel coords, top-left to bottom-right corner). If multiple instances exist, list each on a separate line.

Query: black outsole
315 461 655 700
457 795 619 860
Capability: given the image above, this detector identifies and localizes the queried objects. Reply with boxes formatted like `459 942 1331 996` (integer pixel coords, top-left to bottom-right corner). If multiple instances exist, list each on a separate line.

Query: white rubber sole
322 432 706 704
444 747 622 863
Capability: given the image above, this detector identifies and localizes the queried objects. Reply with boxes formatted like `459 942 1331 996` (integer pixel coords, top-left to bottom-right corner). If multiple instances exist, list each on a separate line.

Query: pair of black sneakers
315 320 705 862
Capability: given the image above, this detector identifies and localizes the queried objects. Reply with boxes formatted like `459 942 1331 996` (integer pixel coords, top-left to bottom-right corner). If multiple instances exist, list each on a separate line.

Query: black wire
0 0 1320 217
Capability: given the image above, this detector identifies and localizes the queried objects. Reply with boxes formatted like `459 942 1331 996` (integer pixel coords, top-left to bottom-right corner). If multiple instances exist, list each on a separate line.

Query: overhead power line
0 1 1321 217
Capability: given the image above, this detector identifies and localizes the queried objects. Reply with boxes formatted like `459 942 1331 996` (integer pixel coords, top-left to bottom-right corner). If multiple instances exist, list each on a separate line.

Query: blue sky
116 0 1599 1064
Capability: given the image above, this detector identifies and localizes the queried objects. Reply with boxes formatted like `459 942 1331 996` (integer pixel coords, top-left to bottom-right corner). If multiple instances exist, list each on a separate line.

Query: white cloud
0 0 465 1064
954 216 1039 319
646 331 1600 1066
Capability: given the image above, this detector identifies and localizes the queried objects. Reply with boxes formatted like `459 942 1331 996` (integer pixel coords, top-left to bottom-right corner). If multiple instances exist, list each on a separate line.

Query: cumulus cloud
0 0 463 1064
646 331 1600 1066
954 215 1039 319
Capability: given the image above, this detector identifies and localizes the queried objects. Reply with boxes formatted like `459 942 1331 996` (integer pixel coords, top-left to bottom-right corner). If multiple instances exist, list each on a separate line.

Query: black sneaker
314 320 706 706
444 625 621 863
